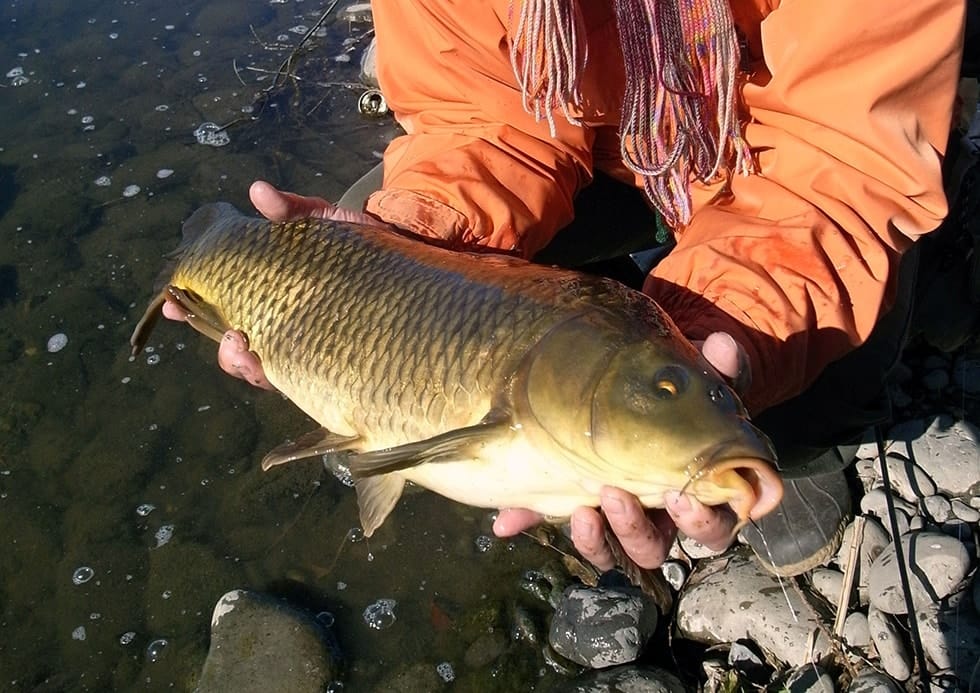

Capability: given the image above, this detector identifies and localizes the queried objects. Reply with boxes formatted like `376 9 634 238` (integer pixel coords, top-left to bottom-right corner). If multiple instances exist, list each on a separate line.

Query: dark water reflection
0 0 565 689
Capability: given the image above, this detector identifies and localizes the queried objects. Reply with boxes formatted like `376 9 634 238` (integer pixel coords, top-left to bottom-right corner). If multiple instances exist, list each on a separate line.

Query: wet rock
359 36 378 88
374 662 441 691
859 488 917 524
843 611 870 648
680 533 727 560
784 664 835 693
846 669 902 693
549 585 658 668
867 532 971 614
867 607 911 682
922 495 952 522
660 560 688 592
878 455 937 501
950 499 979 522
810 568 845 605
554 665 686 693
915 596 980 687
463 631 508 669
196 590 338 693
676 550 833 668
906 416 980 497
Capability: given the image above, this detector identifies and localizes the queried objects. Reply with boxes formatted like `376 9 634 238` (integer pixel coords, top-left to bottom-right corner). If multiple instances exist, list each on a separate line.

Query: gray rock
881 455 937 501
359 37 378 87
950 499 980 523
680 533 727 559
676 550 833 668
834 517 891 606
660 560 688 592
196 590 338 693
846 669 901 693
549 586 658 669
859 488 917 524
867 607 911 682
555 665 687 693
905 416 980 497
810 568 845 605
915 595 980 688
843 611 871 648
923 495 952 523
867 532 971 614
785 664 836 693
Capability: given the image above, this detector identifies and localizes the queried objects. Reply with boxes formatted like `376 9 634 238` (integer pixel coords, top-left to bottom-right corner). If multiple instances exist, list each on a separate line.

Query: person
165 0 965 578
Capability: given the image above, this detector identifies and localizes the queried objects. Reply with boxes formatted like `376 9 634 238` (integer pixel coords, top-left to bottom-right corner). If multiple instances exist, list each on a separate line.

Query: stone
915 595 980 688
843 612 871 648
784 664 836 693
196 590 338 693
922 495 952 523
554 665 687 693
846 669 902 693
879 455 937 501
859 488 917 522
549 586 658 669
950 499 980 523
867 607 911 682
867 532 971 614
680 533 728 560
676 550 834 668
834 517 891 606
810 568 845 605
906 416 980 497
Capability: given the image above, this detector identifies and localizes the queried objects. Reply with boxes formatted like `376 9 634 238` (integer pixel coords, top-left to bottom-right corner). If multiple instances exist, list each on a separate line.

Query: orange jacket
365 0 964 413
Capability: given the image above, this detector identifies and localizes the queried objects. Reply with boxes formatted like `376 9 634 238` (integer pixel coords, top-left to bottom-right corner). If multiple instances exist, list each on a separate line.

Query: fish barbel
131 203 781 544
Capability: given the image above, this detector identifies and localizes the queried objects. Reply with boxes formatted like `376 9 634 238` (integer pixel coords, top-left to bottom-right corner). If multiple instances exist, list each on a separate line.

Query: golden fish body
132 203 780 536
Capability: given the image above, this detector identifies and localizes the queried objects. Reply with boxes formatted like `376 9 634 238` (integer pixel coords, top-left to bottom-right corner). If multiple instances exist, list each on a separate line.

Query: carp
131 203 781 578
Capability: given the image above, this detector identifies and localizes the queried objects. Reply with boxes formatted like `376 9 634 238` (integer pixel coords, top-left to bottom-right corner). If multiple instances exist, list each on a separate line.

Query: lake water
0 0 582 689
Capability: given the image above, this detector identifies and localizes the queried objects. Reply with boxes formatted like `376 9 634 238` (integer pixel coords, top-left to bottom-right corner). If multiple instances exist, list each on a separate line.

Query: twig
833 514 865 637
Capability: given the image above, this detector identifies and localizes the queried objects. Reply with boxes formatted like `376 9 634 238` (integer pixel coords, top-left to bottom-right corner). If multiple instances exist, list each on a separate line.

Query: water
0 0 562 689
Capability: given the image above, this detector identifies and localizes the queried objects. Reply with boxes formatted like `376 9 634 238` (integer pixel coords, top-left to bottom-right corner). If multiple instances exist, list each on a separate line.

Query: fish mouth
691 432 783 526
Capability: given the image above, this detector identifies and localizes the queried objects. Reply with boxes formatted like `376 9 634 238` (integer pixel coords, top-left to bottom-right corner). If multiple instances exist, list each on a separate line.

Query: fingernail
665 491 692 514
601 494 624 515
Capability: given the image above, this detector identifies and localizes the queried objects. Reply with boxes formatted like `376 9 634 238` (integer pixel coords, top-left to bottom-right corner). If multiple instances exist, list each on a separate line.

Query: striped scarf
509 0 754 228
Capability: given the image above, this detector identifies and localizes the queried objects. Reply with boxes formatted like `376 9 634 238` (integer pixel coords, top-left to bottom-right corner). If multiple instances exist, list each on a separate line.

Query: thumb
698 331 751 393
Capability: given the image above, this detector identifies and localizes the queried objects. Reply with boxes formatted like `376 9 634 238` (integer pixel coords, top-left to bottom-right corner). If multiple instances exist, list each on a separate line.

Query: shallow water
0 1 577 689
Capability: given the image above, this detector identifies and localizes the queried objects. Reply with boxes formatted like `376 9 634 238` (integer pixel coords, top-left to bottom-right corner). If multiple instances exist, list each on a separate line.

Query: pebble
46 333 68 353
867 607 911 681
548 585 658 668
842 611 870 648
846 669 902 693
835 516 891 607
867 532 971 614
197 590 338 692
784 664 835 693
950 498 979 522
907 416 980 497
676 550 833 668
915 598 980 685
555 665 687 693
859 488 917 521
810 568 844 605
122 184 140 198
878 455 937 501
679 533 727 560
922 495 952 522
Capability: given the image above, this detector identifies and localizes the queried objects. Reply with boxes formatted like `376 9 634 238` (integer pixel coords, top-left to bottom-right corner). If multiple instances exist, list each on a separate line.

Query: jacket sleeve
364 0 594 257
644 0 964 413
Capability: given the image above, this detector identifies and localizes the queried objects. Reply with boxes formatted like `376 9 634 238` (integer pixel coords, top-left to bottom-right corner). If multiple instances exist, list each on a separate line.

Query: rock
859 488 917 523
867 607 911 682
549 586 658 669
915 595 980 687
680 533 728 560
952 357 980 394
554 665 687 693
921 369 950 391
359 37 378 87
835 517 891 606
879 455 937 501
843 612 871 648
923 495 952 523
660 560 688 592
196 590 338 693
846 669 902 693
676 550 834 668
784 664 836 693
810 569 845 605
463 631 508 669
950 499 980 522
906 416 980 497
867 532 971 614
727 639 766 675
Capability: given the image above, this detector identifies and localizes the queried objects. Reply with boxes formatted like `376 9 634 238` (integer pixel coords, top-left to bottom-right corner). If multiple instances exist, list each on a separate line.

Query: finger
217 330 276 390
162 299 188 322
249 180 335 222
664 491 737 552
570 506 616 571
492 508 544 537
599 487 675 569
700 331 751 393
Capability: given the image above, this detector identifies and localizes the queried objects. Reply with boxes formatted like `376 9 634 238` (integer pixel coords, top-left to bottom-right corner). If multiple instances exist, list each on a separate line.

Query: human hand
493 331 776 572
161 181 389 387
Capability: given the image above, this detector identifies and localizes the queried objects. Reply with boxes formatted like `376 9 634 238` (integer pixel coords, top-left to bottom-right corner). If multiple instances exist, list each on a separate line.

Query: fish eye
652 366 688 400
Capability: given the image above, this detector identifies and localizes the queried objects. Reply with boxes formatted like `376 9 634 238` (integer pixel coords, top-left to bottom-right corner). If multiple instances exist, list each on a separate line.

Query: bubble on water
333 54 351 63
164 24 175 30
94 175 111 187
146 353 160 365
276 33 290 42
67 108 78 115
121 376 131 384
81 115 94 124
336 581 347 591
10 75 28 86
82 124 95 132
289 25 309 34
72 566 95 585
122 184 141 198
315 611 335 628
346 527 364 543
474 535 494 553
155 103 169 112
362 599 396 630
193 121 230 147
6 67 23 78
76 81 86 89
146 638 168 662
47 333 68 353
72 626 87 641
136 503 155 517
90 612 101 620
175 342 186 351
156 168 174 179
119 631 136 645
109 32 119 39
436 662 455 682
324 456 354 487
154 524 174 547
161 590 172 600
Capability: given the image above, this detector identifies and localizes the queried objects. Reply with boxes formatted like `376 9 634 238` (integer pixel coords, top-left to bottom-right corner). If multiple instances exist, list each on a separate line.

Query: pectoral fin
348 411 511 479
261 427 361 470
356 475 406 537
165 285 231 344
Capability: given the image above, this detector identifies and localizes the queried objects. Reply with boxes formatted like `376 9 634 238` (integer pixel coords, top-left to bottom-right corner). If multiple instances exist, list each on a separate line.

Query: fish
130 202 782 594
